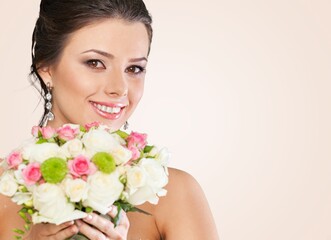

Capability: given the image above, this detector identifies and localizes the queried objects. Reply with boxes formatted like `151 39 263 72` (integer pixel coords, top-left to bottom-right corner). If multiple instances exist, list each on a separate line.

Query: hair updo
30 0 153 126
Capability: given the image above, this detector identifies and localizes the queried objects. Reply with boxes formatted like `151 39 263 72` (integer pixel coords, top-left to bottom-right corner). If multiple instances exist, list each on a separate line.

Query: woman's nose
105 69 128 97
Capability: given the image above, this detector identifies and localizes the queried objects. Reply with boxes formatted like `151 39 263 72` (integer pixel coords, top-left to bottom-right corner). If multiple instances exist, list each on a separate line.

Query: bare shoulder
0 194 25 240
154 168 219 239
165 168 205 202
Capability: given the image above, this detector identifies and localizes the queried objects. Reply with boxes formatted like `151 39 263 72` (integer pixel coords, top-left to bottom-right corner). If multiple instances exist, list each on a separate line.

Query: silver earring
41 82 55 127
124 121 129 130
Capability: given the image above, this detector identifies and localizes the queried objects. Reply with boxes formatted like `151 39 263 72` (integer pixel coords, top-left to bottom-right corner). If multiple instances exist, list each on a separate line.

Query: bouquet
0 122 169 239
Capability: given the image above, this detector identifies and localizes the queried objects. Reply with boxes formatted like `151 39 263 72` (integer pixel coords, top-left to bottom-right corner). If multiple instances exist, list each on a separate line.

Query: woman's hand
25 221 79 240
76 207 130 240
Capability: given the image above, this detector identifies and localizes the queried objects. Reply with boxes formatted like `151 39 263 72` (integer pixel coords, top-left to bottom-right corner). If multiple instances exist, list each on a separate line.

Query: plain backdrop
1 1 331 239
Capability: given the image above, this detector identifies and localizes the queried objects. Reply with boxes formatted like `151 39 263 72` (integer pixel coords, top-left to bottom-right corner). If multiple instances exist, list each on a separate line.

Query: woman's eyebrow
81 49 147 62
81 49 114 59
128 57 148 63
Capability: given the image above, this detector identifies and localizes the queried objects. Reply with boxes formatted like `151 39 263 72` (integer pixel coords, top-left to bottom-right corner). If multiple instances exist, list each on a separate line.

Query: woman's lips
90 101 126 120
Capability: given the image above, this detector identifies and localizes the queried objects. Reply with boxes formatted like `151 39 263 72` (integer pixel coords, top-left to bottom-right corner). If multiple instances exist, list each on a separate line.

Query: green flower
92 152 116 174
41 157 68 183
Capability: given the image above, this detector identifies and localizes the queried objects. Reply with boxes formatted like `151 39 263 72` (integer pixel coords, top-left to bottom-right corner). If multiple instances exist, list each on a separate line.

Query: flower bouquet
0 122 169 239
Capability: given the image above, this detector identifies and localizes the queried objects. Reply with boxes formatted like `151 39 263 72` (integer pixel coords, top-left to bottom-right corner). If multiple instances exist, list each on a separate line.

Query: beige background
1 1 331 239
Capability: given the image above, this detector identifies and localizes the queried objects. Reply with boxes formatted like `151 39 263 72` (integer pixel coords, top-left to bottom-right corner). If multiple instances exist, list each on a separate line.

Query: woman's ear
37 66 53 86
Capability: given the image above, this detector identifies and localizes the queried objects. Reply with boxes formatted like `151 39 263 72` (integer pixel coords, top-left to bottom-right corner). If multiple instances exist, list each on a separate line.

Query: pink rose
68 155 96 177
128 145 141 161
22 163 42 185
127 132 148 149
85 122 100 131
57 125 79 141
31 126 41 138
41 126 56 139
6 151 23 169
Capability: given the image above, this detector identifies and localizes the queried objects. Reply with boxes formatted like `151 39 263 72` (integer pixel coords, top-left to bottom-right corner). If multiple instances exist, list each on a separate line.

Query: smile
94 103 121 114
90 101 126 120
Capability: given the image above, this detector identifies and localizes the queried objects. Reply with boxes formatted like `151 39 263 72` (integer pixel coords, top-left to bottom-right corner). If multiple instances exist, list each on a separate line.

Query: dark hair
30 0 153 126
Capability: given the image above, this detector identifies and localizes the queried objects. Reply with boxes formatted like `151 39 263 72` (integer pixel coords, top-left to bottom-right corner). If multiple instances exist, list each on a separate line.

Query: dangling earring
41 82 55 127
124 121 129 130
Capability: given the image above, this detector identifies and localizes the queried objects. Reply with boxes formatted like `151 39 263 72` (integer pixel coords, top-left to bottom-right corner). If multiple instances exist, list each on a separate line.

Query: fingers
28 221 79 240
109 209 130 239
107 207 130 230
76 219 110 240
77 209 130 240
50 223 79 240
45 221 76 235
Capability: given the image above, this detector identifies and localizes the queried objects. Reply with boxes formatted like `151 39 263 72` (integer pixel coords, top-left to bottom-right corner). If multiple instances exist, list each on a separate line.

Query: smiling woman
37 19 149 131
0 0 219 239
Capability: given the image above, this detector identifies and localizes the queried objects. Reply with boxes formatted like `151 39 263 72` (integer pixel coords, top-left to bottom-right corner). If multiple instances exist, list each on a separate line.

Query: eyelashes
125 65 146 74
86 59 105 69
85 59 146 75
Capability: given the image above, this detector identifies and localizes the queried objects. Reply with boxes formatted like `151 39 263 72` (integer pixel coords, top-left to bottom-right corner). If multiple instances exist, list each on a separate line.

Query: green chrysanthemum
41 157 68 183
92 152 116 174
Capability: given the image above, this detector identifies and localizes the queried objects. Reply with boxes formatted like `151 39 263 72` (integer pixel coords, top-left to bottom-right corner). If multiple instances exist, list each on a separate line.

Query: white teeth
94 103 122 114
106 107 113 113
113 107 120 113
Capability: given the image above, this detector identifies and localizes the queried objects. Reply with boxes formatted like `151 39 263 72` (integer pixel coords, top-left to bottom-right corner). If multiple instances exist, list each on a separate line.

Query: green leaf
41 157 68 183
18 211 28 223
143 145 154 153
20 208 28 213
24 224 30 231
80 126 86 132
13 229 25 235
130 206 152 216
110 201 152 227
36 138 47 144
114 130 129 139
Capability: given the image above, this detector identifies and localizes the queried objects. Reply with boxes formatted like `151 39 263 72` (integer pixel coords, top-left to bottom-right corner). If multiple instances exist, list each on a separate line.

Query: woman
0 0 219 239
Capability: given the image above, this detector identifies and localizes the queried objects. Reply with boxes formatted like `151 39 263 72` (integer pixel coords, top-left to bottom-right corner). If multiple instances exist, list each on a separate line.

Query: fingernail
85 214 93 221
68 221 74 225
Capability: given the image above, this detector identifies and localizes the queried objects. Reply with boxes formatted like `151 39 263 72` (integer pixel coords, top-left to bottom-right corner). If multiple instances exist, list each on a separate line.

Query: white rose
14 164 26 185
127 186 159 205
127 158 168 205
0 172 18 197
63 178 89 202
60 139 84 158
82 129 117 158
110 145 132 165
22 143 60 163
83 171 123 214
12 192 32 205
32 183 87 225
126 166 147 191
155 148 171 167
139 158 168 191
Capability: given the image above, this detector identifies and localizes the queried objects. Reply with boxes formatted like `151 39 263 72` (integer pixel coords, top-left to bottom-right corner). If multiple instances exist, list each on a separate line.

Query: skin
0 19 219 239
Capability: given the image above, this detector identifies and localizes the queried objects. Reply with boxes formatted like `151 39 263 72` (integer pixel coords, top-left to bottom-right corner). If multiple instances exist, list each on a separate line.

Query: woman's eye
86 60 105 69
125 65 145 74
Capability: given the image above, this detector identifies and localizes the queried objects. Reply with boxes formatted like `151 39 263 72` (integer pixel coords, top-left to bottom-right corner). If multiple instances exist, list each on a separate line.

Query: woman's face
39 19 150 130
